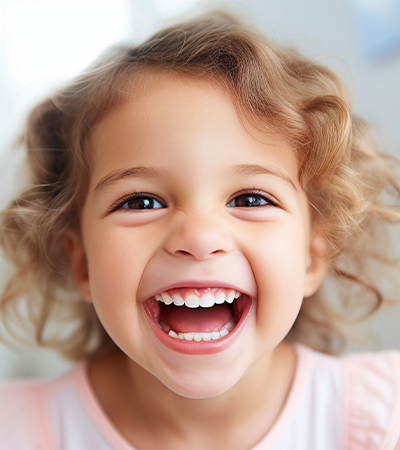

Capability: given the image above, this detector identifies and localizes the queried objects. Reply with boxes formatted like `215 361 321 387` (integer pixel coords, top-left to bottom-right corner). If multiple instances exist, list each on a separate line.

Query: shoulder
0 363 83 450
0 378 55 449
294 345 400 449
341 349 400 449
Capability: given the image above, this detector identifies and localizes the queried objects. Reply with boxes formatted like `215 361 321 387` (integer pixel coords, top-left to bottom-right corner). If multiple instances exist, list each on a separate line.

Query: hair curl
1 11 400 359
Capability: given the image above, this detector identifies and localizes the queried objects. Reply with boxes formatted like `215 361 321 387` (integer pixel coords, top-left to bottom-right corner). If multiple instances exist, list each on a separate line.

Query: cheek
84 225 152 317
249 225 308 334
82 226 159 360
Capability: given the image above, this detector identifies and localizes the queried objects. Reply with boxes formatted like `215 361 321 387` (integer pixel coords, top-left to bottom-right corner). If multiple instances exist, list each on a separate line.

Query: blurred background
1 0 400 381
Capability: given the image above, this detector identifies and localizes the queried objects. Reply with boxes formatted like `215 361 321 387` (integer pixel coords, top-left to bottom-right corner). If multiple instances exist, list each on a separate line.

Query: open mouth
142 287 252 353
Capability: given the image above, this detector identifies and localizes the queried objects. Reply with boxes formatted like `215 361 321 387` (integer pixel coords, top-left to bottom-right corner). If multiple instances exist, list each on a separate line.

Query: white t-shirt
1 343 400 449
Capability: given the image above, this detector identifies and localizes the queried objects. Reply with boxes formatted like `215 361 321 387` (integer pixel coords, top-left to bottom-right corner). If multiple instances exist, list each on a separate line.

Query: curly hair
1 11 399 359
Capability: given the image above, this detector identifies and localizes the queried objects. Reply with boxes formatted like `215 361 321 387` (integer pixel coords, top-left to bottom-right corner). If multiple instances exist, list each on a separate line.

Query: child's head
1 12 399 369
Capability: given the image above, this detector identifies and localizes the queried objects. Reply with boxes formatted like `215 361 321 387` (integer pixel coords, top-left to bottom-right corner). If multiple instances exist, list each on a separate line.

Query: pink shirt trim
73 361 133 449
2 344 400 449
253 343 311 448
68 346 311 449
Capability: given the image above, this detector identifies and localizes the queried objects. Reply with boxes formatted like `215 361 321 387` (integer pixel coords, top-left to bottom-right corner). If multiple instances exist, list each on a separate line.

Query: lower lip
142 295 253 355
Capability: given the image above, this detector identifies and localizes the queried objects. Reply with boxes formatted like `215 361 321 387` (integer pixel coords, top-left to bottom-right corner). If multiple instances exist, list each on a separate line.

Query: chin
162 371 243 399
150 346 254 400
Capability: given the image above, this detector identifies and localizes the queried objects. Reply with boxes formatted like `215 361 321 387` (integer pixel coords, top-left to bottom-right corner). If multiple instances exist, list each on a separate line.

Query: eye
111 193 166 212
122 197 164 210
227 191 275 208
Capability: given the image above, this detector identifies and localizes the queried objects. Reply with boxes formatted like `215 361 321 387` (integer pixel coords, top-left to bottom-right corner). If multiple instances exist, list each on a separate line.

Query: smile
142 286 253 355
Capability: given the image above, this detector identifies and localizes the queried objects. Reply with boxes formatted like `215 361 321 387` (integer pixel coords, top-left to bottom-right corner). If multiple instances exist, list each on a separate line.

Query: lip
141 281 254 355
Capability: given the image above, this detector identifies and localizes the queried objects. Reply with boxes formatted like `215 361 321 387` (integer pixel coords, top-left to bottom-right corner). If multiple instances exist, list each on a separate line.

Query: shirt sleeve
343 350 400 449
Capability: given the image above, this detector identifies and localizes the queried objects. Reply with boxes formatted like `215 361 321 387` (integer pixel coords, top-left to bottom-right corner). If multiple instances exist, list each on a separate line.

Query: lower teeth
167 320 235 341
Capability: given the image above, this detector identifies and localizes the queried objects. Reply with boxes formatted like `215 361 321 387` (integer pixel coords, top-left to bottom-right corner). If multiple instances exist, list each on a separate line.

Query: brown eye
121 196 165 210
228 194 270 208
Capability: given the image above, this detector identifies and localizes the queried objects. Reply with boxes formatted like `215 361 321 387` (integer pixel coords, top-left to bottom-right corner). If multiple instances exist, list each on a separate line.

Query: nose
164 211 234 260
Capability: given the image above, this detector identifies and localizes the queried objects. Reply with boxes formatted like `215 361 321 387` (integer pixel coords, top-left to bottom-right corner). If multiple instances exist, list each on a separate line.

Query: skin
66 74 330 449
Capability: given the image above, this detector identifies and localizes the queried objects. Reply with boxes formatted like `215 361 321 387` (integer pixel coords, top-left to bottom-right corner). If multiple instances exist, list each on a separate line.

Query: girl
1 11 400 450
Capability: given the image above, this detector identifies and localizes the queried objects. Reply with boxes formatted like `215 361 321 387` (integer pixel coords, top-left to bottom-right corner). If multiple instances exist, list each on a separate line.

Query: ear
304 233 330 298
64 229 92 302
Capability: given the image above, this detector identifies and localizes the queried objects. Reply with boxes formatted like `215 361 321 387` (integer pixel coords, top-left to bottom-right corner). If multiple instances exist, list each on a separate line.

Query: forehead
89 74 300 190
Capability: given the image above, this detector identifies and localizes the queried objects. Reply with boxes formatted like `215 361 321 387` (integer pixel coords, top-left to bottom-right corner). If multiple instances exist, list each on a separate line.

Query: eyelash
109 189 279 213
108 191 166 213
227 189 279 208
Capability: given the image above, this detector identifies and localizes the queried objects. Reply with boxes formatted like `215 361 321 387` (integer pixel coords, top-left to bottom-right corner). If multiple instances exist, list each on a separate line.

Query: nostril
176 250 192 257
174 248 225 258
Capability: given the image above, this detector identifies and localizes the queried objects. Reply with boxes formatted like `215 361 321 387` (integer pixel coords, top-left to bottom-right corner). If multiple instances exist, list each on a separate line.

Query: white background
1 0 400 381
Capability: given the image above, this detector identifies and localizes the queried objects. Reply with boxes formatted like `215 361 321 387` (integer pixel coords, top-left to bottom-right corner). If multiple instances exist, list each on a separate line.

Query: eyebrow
94 166 163 195
94 163 298 195
229 164 298 191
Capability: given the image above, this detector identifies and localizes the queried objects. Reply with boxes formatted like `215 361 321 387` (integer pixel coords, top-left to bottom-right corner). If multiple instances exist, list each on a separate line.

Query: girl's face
68 74 327 398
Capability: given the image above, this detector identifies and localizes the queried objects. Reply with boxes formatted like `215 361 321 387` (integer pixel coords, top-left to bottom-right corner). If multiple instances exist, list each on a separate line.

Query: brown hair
1 11 399 359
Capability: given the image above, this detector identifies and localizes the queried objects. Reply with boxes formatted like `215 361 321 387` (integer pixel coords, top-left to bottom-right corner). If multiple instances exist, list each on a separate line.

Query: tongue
159 303 234 333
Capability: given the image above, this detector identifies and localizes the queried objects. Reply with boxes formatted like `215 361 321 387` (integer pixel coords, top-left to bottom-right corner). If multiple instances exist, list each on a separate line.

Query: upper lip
140 280 255 303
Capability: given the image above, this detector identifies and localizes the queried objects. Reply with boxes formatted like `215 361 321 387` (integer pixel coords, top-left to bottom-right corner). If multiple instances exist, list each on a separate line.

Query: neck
88 342 296 449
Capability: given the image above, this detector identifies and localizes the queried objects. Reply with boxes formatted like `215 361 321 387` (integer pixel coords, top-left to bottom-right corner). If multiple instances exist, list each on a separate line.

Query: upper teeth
155 290 242 308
